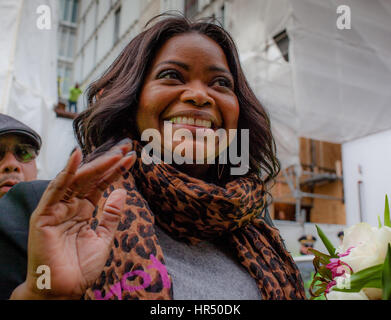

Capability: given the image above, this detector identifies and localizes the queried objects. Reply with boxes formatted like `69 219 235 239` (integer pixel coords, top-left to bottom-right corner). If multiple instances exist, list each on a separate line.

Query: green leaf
382 244 391 300
317 266 332 281
312 256 321 270
313 286 326 296
315 225 338 258
378 215 382 228
333 264 383 293
362 278 382 289
309 274 328 299
351 264 383 281
308 248 332 263
385 195 391 227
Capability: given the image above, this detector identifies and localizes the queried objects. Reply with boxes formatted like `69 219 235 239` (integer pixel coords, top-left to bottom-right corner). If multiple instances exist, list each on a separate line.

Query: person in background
277 210 287 220
298 234 317 255
68 83 82 113
0 114 41 198
6 14 306 300
338 231 344 245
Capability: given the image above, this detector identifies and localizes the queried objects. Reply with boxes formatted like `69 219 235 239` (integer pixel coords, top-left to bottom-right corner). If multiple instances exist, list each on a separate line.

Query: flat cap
298 234 317 243
0 113 42 150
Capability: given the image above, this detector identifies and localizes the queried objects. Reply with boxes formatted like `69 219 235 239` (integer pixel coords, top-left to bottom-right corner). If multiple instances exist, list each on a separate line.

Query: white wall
275 221 344 257
98 0 111 22
84 2 96 40
97 13 114 62
121 0 140 37
342 129 391 227
160 0 184 12
79 0 93 18
84 39 95 77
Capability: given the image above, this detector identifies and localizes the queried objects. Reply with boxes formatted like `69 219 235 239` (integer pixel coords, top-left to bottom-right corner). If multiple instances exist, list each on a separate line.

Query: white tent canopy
0 0 76 179
1 0 391 177
229 0 391 168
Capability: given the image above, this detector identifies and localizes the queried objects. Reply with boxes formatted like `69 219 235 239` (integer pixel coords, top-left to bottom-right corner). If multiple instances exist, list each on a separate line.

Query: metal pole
295 164 302 223
357 165 364 222
358 181 364 222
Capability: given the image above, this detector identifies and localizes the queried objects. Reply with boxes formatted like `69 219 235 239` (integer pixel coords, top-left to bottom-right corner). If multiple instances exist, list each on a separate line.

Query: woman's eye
212 77 232 89
157 70 181 81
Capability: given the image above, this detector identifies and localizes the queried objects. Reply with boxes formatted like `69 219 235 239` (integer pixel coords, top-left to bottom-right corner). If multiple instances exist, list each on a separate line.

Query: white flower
332 222 391 299
326 274 378 300
337 223 391 273
327 288 368 300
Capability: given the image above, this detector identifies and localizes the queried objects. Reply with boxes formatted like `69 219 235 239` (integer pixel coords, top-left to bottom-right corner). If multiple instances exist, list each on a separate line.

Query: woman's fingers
33 140 133 223
39 149 82 207
86 151 137 205
95 189 127 244
70 145 132 196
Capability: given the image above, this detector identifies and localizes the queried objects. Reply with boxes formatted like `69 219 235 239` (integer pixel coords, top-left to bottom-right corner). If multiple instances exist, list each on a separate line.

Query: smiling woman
74 14 278 186
9 13 305 301
137 32 239 173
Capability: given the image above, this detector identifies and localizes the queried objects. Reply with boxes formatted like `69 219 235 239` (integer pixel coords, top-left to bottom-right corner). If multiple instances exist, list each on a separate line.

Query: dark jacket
0 179 275 300
0 180 50 299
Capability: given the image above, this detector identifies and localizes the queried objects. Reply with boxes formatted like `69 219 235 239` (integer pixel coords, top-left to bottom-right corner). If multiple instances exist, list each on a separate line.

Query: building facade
73 0 228 109
58 0 79 101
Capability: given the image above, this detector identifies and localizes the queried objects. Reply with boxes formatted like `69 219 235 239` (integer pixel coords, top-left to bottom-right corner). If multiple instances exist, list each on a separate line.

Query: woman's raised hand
11 139 136 299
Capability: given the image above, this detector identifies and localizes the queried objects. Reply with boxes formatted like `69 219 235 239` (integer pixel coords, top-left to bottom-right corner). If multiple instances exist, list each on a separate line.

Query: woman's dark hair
73 13 280 184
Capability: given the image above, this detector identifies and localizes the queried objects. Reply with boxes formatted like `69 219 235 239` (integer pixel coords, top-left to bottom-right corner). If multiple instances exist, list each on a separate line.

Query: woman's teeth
169 117 212 128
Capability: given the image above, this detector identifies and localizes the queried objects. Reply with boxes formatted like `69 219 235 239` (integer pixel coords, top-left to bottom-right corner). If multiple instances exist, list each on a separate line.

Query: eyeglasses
303 243 314 248
0 144 39 163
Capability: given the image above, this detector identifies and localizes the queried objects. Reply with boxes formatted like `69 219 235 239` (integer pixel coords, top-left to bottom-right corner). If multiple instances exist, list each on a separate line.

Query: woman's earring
217 163 225 180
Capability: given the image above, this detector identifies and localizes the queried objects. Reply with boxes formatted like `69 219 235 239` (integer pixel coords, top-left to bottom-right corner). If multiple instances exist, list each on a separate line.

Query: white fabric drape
0 0 77 179
229 0 391 168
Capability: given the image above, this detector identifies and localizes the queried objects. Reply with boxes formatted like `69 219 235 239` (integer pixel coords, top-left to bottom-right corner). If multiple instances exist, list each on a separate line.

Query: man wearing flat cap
0 114 41 198
298 234 317 255
0 114 45 299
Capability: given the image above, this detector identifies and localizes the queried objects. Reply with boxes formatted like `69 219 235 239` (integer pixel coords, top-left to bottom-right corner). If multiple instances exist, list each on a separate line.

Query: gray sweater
155 225 261 300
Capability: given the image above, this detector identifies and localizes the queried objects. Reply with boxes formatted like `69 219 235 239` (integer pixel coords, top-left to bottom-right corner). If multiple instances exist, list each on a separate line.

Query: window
80 17 85 50
93 35 98 66
273 29 289 62
184 0 198 18
61 0 70 21
58 27 76 59
218 4 225 27
71 0 78 23
64 65 72 97
80 50 85 84
113 7 121 45
58 28 67 57
57 64 64 97
67 29 76 58
60 0 79 24
57 62 73 99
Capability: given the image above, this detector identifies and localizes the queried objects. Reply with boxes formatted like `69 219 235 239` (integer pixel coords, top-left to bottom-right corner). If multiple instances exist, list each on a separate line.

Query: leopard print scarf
84 141 306 300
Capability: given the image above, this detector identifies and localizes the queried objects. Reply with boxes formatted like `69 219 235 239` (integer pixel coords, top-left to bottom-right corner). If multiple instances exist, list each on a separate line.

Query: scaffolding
273 163 344 224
